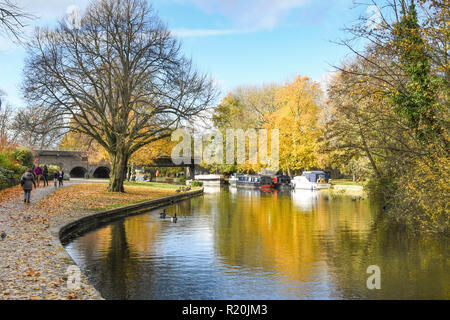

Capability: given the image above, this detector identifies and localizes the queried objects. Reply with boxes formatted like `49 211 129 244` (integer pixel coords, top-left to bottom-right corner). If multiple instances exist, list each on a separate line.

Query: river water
64 187 449 300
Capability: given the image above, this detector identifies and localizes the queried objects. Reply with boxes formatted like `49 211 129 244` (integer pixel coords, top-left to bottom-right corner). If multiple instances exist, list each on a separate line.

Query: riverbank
0 180 200 300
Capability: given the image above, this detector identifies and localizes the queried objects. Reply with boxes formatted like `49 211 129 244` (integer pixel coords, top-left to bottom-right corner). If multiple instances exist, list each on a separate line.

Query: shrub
191 180 203 187
12 147 34 168
0 166 16 190
46 165 61 178
0 150 27 190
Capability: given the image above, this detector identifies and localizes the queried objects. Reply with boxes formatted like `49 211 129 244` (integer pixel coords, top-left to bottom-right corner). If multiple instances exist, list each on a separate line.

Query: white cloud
174 0 311 30
17 0 91 20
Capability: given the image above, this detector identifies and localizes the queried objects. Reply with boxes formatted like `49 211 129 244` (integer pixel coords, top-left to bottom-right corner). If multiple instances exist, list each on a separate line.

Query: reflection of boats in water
292 171 331 190
291 189 320 211
203 186 223 194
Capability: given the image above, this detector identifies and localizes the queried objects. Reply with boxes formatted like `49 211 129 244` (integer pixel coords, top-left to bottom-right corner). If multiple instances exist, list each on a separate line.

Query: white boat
194 174 225 186
229 174 238 187
292 171 331 190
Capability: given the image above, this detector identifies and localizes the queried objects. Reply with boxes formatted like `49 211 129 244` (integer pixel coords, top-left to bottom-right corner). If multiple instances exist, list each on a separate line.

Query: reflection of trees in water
75 191 449 299
91 217 161 299
212 191 449 299
317 205 450 299
212 191 376 284
93 200 198 299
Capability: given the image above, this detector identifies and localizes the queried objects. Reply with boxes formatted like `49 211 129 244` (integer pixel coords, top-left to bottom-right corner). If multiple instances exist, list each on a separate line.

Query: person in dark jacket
57 170 64 187
21 169 36 203
42 165 49 187
53 171 58 188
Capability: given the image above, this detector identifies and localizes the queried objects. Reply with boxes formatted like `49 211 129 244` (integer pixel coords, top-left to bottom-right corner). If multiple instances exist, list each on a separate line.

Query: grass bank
39 182 181 214
330 179 363 186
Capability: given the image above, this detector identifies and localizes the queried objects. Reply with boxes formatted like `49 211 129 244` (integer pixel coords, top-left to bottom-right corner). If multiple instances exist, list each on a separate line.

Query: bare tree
10 106 65 149
23 0 215 192
0 0 33 42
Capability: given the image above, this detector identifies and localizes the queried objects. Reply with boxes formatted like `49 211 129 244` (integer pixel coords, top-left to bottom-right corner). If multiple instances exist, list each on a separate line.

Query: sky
0 0 370 108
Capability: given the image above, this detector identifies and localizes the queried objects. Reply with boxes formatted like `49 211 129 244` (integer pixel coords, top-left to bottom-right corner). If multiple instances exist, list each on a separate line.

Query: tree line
0 0 447 233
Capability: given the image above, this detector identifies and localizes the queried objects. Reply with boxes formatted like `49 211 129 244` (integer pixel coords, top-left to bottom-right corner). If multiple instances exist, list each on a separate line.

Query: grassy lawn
330 179 363 186
39 183 179 214
124 181 183 190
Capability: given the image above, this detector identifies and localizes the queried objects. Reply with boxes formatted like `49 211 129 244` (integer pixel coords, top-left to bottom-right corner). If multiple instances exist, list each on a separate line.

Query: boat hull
293 182 331 190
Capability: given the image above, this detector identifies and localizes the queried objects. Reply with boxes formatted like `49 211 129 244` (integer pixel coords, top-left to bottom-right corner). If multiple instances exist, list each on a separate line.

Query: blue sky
0 0 369 108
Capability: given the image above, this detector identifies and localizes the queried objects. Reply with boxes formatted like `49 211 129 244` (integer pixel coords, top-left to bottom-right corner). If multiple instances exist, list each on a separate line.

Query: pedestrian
53 171 58 188
58 169 64 187
42 165 49 187
33 164 43 188
21 169 36 204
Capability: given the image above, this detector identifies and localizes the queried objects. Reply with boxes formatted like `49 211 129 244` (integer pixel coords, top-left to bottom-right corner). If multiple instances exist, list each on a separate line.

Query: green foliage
326 1 449 234
190 180 203 188
0 150 27 190
46 165 61 177
0 166 16 190
12 147 35 168
392 3 443 142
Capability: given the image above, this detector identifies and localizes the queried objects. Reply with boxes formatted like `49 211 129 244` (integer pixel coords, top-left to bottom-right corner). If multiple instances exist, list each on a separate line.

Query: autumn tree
266 76 324 175
210 84 281 174
328 0 449 233
22 0 215 192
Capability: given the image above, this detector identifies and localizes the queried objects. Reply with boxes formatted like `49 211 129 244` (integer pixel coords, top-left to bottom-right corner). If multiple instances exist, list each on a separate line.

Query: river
64 187 449 300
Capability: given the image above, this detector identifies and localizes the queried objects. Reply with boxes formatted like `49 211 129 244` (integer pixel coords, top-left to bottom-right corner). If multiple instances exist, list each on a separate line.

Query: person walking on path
33 164 43 188
57 170 64 187
42 165 49 187
53 171 58 188
21 169 36 204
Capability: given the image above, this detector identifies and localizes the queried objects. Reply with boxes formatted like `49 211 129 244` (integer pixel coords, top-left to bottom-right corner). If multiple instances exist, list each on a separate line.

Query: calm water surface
65 187 449 300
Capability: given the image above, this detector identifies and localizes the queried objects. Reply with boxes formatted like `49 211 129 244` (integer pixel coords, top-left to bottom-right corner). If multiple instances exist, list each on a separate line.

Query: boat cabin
301 171 330 183
272 175 291 186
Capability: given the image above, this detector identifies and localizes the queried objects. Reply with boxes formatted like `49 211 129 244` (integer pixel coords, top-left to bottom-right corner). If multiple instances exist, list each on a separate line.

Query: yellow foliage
265 76 325 172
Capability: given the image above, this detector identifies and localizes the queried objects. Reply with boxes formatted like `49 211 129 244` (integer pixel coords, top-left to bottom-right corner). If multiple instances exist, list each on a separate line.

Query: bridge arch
93 166 110 178
70 166 87 178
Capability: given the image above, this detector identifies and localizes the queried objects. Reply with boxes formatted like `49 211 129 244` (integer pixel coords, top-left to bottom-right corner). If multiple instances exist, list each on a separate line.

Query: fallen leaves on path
0 186 23 207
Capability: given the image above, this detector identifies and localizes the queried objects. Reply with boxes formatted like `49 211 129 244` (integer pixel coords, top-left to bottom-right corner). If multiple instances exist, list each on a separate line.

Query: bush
191 180 203 187
46 165 61 178
12 147 34 168
0 150 27 190
0 166 17 190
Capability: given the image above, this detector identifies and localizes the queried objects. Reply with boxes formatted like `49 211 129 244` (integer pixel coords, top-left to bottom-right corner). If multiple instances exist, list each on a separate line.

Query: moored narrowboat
272 175 292 188
260 176 275 188
237 175 260 188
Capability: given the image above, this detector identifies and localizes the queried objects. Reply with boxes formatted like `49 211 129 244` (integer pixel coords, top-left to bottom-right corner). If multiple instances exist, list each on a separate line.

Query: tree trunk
108 151 128 192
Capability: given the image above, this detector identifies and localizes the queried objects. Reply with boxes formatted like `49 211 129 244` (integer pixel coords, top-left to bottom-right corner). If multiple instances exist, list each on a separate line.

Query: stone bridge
34 151 203 179
34 150 111 178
